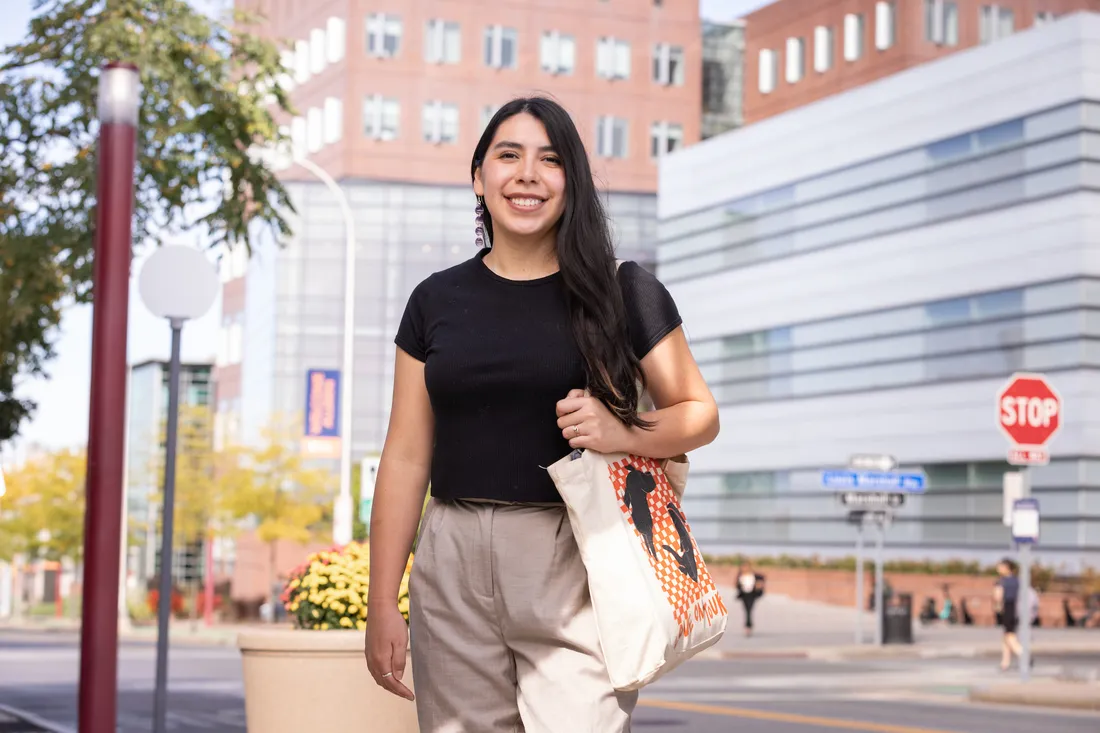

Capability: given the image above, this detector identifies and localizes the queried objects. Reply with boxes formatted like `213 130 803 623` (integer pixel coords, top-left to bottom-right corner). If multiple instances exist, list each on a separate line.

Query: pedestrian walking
362 96 721 732
736 560 765 636
993 558 1029 671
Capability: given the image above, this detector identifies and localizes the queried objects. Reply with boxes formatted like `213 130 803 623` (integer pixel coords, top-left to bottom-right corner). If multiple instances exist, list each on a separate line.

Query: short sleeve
618 262 682 360
394 277 432 362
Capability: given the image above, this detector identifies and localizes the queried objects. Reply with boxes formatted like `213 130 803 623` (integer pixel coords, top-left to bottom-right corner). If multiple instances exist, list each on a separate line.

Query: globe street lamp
138 245 219 733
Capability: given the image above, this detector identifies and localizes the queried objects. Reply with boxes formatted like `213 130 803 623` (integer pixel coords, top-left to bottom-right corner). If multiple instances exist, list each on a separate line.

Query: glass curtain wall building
657 14 1100 569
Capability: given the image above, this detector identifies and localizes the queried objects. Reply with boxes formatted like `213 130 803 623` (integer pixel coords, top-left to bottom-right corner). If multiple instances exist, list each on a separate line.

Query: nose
516 155 540 184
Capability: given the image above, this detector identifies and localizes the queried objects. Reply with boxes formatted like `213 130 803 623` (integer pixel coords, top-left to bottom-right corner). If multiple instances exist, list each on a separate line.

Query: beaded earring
474 195 487 248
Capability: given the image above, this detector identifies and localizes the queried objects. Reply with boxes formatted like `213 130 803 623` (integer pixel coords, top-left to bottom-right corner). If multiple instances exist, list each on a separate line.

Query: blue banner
305 369 341 439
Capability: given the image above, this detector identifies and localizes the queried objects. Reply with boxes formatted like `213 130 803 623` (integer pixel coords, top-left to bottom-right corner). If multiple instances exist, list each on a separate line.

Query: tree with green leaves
219 415 335 616
0 0 295 444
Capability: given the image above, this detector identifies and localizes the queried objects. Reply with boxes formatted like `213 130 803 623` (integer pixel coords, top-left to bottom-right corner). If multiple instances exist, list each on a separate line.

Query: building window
925 1 960 45
650 122 683 158
540 31 576 75
422 101 459 144
480 104 500 133
483 25 517 69
307 106 323 152
326 18 346 63
980 5 1015 44
596 116 628 158
1035 11 1056 25
652 43 685 86
294 39 310 84
758 48 777 93
844 14 864 61
813 26 833 72
367 13 402 58
425 20 461 64
323 97 342 144
785 37 804 83
364 95 400 140
597 37 631 80
310 28 326 74
875 2 895 50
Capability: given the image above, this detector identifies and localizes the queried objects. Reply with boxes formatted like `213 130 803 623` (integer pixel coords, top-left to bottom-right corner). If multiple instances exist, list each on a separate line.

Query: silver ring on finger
381 672 393 679
572 424 581 437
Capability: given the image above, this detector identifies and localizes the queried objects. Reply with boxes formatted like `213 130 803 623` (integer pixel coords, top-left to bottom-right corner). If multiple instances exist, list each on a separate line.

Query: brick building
743 0 1100 124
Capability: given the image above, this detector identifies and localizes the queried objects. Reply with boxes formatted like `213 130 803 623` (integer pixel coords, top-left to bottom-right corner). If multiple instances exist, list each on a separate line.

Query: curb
698 644 1100 663
0 703 74 733
968 683 1100 712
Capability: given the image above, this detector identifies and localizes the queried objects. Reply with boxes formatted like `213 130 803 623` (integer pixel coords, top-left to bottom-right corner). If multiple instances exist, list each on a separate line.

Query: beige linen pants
408 497 637 733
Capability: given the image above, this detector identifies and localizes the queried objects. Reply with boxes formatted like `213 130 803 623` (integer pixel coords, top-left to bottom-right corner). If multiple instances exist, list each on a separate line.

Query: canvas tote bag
547 445 728 691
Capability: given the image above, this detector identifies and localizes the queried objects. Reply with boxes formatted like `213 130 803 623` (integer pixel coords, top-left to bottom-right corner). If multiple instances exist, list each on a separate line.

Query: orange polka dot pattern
609 456 725 641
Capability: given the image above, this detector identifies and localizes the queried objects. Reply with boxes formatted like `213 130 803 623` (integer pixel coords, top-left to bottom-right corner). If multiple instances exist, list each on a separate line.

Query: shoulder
406 256 481 302
615 260 682 359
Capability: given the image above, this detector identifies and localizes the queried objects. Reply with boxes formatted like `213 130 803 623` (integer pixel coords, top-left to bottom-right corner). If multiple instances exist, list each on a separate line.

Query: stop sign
997 373 1062 447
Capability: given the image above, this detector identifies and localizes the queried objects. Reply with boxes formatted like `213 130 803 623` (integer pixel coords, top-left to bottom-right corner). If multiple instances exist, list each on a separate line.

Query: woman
993 558 1024 671
363 97 720 732
736 560 764 636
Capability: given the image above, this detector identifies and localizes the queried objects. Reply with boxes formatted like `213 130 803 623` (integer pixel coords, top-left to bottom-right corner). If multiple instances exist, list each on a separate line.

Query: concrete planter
237 629 418 733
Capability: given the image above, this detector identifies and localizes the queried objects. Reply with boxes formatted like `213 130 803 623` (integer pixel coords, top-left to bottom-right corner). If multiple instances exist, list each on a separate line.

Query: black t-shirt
394 248 682 504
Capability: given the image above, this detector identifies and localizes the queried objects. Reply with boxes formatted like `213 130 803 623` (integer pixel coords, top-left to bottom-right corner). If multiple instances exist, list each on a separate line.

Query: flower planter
237 629 418 733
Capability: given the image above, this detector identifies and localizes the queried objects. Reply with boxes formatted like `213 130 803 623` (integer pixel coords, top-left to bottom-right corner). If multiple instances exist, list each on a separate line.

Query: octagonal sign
997 372 1062 465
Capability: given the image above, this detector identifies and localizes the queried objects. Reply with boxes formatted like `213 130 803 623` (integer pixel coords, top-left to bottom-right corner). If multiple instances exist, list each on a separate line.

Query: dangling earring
474 195 487 248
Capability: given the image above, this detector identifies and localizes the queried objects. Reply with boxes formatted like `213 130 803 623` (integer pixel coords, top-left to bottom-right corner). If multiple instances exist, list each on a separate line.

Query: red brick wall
709 564 1084 627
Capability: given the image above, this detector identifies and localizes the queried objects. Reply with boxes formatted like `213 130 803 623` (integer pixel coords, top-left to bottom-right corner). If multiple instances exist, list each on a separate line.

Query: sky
2 0 772 458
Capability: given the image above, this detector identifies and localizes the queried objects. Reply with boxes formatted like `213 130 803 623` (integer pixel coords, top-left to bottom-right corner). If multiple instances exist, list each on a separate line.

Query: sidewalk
969 680 1100 712
0 617 280 646
709 590 1100 661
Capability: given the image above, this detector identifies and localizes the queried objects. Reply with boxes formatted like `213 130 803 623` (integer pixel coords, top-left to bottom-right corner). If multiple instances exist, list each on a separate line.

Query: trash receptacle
882 592 913 644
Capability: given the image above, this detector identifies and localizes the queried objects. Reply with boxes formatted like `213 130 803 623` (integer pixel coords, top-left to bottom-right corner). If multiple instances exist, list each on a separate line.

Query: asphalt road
1 630 1098 733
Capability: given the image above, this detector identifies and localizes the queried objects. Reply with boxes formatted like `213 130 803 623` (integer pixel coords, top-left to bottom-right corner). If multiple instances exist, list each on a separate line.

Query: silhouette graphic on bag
623 465 658 558
662 502 698 582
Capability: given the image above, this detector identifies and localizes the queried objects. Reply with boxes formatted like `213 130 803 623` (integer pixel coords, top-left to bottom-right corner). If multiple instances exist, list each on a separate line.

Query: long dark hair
471 97 651 429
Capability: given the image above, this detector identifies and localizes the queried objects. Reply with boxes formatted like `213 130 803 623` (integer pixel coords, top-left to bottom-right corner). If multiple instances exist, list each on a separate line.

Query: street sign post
997 372 1062 466
824 456 922 646
839 492 905 508
821 470 926 492
359 456 380 530
1012 495 1039 682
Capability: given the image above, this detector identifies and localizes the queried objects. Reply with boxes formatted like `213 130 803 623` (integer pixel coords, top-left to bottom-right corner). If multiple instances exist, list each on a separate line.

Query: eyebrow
491 140 556 153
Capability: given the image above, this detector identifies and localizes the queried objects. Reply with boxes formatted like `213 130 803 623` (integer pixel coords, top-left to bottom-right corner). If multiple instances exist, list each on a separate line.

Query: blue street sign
821 470 926 493
1011 497 1040 544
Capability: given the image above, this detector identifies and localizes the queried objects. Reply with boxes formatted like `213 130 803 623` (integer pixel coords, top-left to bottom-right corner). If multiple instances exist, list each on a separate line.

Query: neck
484 232 558 280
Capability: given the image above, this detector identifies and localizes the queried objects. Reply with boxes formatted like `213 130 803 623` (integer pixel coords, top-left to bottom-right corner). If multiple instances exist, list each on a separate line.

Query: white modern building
659 13 1100 569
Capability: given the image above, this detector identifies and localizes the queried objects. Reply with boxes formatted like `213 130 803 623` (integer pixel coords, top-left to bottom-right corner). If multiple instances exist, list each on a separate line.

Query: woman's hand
364 603 414 701
555 388 633 454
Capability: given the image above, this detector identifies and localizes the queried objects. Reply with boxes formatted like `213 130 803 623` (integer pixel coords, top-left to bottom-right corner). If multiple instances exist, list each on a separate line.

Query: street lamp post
78 61 140 733
138 245 219 733
255 143 356 545
293 156 356 546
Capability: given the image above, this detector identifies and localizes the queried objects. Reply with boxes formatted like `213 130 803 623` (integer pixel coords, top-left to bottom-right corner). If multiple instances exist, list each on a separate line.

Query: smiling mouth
505 196 547 210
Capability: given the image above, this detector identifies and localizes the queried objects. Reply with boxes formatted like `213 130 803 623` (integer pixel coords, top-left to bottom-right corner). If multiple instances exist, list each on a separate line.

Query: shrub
281 541 413 631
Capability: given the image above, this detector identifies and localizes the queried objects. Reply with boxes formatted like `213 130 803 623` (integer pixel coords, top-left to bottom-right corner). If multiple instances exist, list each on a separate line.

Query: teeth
510 198 543 207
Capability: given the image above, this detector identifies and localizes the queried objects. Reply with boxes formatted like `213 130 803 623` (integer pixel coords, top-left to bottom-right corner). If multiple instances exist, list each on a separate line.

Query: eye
543 155 562 166
499 151 519 160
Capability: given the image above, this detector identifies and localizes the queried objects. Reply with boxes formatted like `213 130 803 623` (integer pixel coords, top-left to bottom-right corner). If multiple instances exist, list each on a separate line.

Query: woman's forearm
624 400 720 459
366 456 430 609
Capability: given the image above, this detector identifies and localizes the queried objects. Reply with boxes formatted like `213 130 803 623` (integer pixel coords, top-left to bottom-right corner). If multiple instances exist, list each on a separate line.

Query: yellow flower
289 578 300 588
340 617 353 628
348 605 358 615
356 620 366 631
321 622 330 630
397 597 410 615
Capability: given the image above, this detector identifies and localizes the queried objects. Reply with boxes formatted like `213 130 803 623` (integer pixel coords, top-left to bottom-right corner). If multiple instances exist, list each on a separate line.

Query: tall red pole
78 61 140 733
